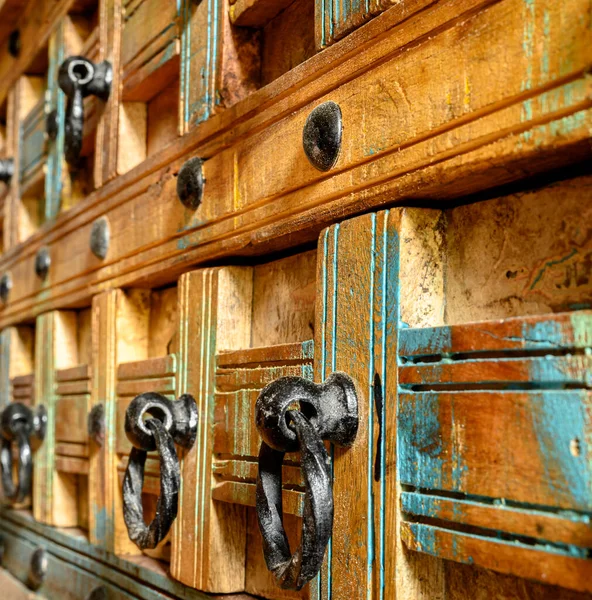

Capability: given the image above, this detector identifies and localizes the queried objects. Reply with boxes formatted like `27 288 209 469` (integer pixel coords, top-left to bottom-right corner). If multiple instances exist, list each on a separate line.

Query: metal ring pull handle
0 402 47 504
122 393 198 550
57 56 112 166
255 373 358 590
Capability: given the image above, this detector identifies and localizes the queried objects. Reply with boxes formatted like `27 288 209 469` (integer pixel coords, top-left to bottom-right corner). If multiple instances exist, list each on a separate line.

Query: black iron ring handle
122 392 197 550
255 373 358 590
0 402 47 503
257 410 333 590
57 56 112 166
122 418 179 550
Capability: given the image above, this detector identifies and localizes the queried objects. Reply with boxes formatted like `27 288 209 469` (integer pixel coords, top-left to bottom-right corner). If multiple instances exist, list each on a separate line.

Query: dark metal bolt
29 547 47 590
35 247 51 280
302 101 343 172
87 586 108 600
0 158 14 184
90 217 110 259
0 273 12 304
46 109 59 141
8 30 20 58
177 157 205 210
88 404 105 446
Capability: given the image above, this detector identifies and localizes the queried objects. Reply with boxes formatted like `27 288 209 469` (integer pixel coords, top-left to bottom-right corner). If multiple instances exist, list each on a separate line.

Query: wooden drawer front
121 0 180 100
11 374 34 405
55 365 91 476
0 521 146 600
398 311 592 593
171 261 321 598
213 341 313 516
116 354 177 495
20 98 46 186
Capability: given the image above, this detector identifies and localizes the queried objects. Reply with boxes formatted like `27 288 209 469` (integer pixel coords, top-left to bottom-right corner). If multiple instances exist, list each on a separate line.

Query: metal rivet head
90 217 110 259
46 109 59 141
87 586 108 600
29 547 48 589
303 101 342 172
0 272 12 304
0 158 14 184
8 30 20 58
35 247 51 280
88 404 105 446
177 157 204 210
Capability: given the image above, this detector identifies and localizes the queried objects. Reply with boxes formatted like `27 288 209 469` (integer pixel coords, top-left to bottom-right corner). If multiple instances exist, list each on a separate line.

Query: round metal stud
90 217 110 260
88 404 105 446
87 586 108 600
0 272 12 304
0 158 14 184
35 247 51 280
29 547 48 590
177 157 204 210
302 101 342 172
46 109 59 141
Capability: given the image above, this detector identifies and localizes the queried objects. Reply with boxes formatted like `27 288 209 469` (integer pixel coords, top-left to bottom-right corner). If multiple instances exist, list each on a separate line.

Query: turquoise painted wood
44 21 66 222
181 0 221 128
0 329 10 409
397 310 592 592
315 0 395 48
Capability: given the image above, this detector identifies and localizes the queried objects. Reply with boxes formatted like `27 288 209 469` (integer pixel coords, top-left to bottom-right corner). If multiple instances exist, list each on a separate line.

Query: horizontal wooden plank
10 374 34 387
212 480 303 516
217 340 314 368
55 455 89 474
398 390 592 512
55 442 89 458
55 379 92 396
55 396 90 444
399 311 592 359
213 458 303 489
216 363 313 392
401 521 592 593
116 376 176 397
118 354 176 380
229 0 296 27
55 364 91 382
401 492 592 548
399 355 592 388
0 0 591 328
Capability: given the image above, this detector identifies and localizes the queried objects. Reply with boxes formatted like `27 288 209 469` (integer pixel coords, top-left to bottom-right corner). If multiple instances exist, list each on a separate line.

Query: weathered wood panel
398 311 592 592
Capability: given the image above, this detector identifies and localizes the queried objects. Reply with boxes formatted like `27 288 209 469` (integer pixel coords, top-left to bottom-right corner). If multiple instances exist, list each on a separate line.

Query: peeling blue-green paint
531 391 591 512
398 392 444 489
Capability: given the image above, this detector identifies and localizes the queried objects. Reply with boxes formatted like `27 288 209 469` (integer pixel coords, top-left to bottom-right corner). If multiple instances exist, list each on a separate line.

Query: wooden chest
0 0 590 598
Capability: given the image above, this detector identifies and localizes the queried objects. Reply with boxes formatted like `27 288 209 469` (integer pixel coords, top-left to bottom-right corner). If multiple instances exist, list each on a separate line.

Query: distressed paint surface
315 0 397 49
181 0 221 127
315 210 401 600
399 310 592 590
44 22 66 222
0 329 11 409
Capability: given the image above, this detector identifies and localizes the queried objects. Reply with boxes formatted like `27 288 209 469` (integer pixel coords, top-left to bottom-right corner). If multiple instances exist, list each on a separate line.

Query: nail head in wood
303 101 342 171
177 157 204 210
90 217 110 259
35 247 51 280
0 272 12 304
29 547 47 590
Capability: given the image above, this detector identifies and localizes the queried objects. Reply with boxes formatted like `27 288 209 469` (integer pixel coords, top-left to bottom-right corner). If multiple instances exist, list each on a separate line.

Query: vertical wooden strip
89 291 116 548
314 210 402 600
45 22 64 221
96 0 123 185
171 267 252 592
0 329 11 408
